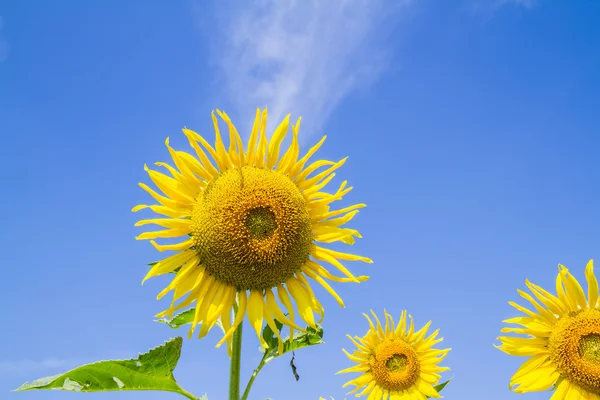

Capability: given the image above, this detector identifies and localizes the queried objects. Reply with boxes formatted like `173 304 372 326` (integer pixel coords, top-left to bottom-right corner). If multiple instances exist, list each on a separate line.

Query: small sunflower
497 259 600 398
134 108 371 353
337 310 450 399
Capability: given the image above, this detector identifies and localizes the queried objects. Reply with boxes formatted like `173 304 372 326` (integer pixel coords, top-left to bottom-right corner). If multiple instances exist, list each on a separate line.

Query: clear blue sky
1 1 599 399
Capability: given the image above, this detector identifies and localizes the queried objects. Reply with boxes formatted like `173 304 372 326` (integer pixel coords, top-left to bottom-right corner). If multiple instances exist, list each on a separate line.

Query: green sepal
14 337 200 399
147 261 181 274
427 379 451 398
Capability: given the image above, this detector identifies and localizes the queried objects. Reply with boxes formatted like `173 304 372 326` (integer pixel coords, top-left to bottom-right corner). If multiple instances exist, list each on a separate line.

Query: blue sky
1 0 599 399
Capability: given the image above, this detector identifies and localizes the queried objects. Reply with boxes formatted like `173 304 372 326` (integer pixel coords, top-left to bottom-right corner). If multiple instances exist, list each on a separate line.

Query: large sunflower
497 259 600 398
337 310 450 399
134 108 371 352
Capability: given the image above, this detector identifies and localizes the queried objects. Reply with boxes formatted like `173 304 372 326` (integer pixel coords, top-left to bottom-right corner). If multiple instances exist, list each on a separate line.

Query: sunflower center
580 334 600 364
370 339 420 391
386 354 409 373
549 308 600 394
244 206 278 240
191 166 312 290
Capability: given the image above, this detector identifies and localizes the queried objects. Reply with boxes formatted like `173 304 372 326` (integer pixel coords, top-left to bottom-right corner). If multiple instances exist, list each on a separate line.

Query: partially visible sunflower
497 259 600 399
134 108 371 353
337 310 450 399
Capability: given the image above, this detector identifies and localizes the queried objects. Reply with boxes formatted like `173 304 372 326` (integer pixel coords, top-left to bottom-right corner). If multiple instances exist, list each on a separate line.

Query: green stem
229 314 243 400
177 388 202 400
240 356 267 400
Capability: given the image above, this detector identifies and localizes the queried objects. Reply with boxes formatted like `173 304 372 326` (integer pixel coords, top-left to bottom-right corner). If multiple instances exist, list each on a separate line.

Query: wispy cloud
0 16 9 62
199 0 412 137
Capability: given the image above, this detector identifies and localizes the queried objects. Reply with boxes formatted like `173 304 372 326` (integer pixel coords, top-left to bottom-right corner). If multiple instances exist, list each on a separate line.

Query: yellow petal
211 110 232 168
277 284 298 343
550 379 569 400
301 265 345 307
311 247 361 282
219 303 233 356
286 278 316 328
181 128 219 178
289 135 327 179
262 304 284 355
295 273 324 319
216 291 247 348
298 158 348 191
138 183 182 210
247 290 268 348
264 288 305 331
254 108 269 168
164 138 201 185
142 250 197 283
276 117 301 173
559 265 587 309
295 159 335 183
216 110 245 167
246 109 261 166
586 259 598 308
132 204 190 219
144 165 195 204
150 239 193 252
267 114 290 169
135 218 192 230
304 260 369 283
156 258 201 300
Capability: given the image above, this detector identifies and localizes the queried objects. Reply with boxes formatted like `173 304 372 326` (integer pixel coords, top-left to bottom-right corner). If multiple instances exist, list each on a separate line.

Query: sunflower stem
240 354 267 400
229 306 243 400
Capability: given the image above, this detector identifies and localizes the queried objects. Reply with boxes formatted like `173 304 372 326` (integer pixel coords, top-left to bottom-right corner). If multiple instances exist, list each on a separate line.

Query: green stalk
177 388 202 400
228 307 243 400
240 355 267 400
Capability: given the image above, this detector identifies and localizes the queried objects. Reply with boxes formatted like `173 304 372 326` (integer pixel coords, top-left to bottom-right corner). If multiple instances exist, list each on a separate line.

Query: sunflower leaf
262 319 284 348
14 337 201 399
157 308 196 328
261 322 324 363
156 308 224 332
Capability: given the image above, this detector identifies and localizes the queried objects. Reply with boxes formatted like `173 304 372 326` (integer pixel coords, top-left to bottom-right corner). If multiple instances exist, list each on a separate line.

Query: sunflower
337 310 450 399
496 259 600 398
133 108 371 353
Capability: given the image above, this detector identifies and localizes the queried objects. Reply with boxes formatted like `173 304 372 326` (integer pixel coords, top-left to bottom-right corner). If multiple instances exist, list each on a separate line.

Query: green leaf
261 319 284 349
427 379 451 398
156 308 224 333
157 309 196 328
261 321 324 363
14 337 200 399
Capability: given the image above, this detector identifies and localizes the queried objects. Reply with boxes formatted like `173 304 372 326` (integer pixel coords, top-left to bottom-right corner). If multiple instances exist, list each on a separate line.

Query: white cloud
0 16 9 62
199 0 411 138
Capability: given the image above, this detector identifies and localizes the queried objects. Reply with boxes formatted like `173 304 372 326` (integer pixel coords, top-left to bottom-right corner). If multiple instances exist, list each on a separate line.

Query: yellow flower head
134 108 371 353
497 259 600 398
337 310 450 399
